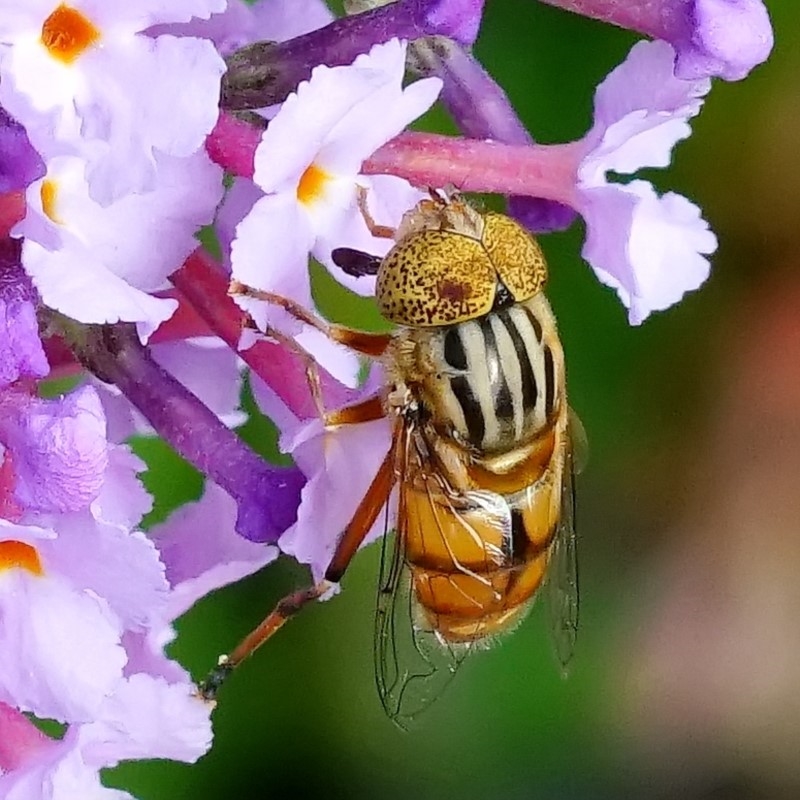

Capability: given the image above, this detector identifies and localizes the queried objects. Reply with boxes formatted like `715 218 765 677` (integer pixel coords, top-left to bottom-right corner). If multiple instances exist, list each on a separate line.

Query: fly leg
197 420 400 702
356 185 396 239
229 280 392 358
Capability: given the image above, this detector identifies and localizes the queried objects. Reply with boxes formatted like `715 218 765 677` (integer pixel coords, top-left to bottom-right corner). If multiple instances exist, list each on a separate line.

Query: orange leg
324 394 386 427
356 186 396 240
229 280 392 358
197 424 400 701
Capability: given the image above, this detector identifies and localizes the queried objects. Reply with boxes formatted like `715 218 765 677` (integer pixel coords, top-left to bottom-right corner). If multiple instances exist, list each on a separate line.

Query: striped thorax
408 293 564 454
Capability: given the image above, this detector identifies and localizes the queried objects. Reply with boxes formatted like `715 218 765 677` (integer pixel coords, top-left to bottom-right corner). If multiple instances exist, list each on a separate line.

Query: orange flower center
0 541 43 575
296 163 330 206
41 4 100 64
40 179 61 223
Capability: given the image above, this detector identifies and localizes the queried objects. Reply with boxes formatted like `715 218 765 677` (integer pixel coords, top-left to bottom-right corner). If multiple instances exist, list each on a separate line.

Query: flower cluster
0 0 772 795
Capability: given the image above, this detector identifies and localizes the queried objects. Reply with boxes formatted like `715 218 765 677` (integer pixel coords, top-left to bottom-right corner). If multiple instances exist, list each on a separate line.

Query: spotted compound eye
481 212 548 301
375 229 496 327
375 212 550 328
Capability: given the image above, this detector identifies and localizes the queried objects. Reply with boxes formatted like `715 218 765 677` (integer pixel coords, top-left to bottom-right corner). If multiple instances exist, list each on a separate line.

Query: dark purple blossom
538 0 772 81
0 107 45 193
0 238 48 387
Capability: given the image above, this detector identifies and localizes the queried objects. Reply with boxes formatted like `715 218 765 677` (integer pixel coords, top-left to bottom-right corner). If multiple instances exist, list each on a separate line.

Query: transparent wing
546 418 580 673
374 421 512 727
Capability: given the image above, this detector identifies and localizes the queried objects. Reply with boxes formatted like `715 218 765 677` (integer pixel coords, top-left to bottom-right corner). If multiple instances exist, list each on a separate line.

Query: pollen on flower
40 4 101 64
297 163 330 206
0 541 44 575
40 179 61 224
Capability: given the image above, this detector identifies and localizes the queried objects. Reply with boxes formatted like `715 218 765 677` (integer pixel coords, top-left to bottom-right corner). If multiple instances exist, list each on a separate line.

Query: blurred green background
111 1 800 798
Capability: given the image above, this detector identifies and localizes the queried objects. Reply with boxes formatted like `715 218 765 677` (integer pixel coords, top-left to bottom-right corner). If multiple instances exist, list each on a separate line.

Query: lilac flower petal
152 338 247 429
46 519 169 632
150 0 334 57
79 674 212 766
252 0 335 40
585 40 710 172
293 326 363 389
315 41 442 176
88 35 224 163
0 738 132 800
279 413 394 582
215 177 261 270
0 107 45 193
147 0 256 57
149 481 277 619
675 0 773 81
120 627 188 685
572 40 717 321
230 187 364 387
99 0 226 28
0 569 126 723
231 192 314 314
424 0 485 47
311 174 421 296
0 240 49 387
22 234 179 343
538 0 772 81
4 386 109 514
19 148 221 342
89 446 153 530
581 181 717 324
0 701 53 772
580 183 639 299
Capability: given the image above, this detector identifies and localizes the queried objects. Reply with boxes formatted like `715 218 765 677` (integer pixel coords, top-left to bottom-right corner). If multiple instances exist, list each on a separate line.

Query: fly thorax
410 295 565 454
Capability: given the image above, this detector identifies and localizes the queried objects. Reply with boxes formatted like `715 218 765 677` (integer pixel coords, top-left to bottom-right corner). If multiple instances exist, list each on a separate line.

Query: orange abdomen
402 418 566 643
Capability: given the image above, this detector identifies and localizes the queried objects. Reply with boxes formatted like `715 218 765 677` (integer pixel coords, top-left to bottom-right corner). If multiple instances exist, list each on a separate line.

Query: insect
200 191 581 724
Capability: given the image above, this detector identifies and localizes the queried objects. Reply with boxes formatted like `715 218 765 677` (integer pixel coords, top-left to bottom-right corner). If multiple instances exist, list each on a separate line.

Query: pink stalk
206 113 583 206
0 702 52 772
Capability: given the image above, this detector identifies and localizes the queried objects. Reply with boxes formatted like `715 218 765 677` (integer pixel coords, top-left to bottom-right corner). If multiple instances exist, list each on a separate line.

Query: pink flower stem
364 132 582 205
206 114 582 206
0 702 52 771
0 193 26 238
536 0 683 40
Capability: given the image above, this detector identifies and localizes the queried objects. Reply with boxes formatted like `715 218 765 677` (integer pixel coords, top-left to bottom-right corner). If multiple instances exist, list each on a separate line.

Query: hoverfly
201 191 581 724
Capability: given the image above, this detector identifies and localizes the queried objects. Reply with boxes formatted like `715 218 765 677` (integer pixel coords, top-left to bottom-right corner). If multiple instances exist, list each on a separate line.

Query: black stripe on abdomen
543 344 555 417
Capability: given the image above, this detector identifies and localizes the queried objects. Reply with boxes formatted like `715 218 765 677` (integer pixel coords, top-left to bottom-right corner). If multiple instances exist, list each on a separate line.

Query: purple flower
221 0 484 109
0 385 108 514
0 0 226 204
230 38 440 385
0 0 770 790
17 150 223 341
150 0 336 56
538 0 772 81
0 106 45 193
0 675 212 799
0 239 48 387
575 40 717 323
